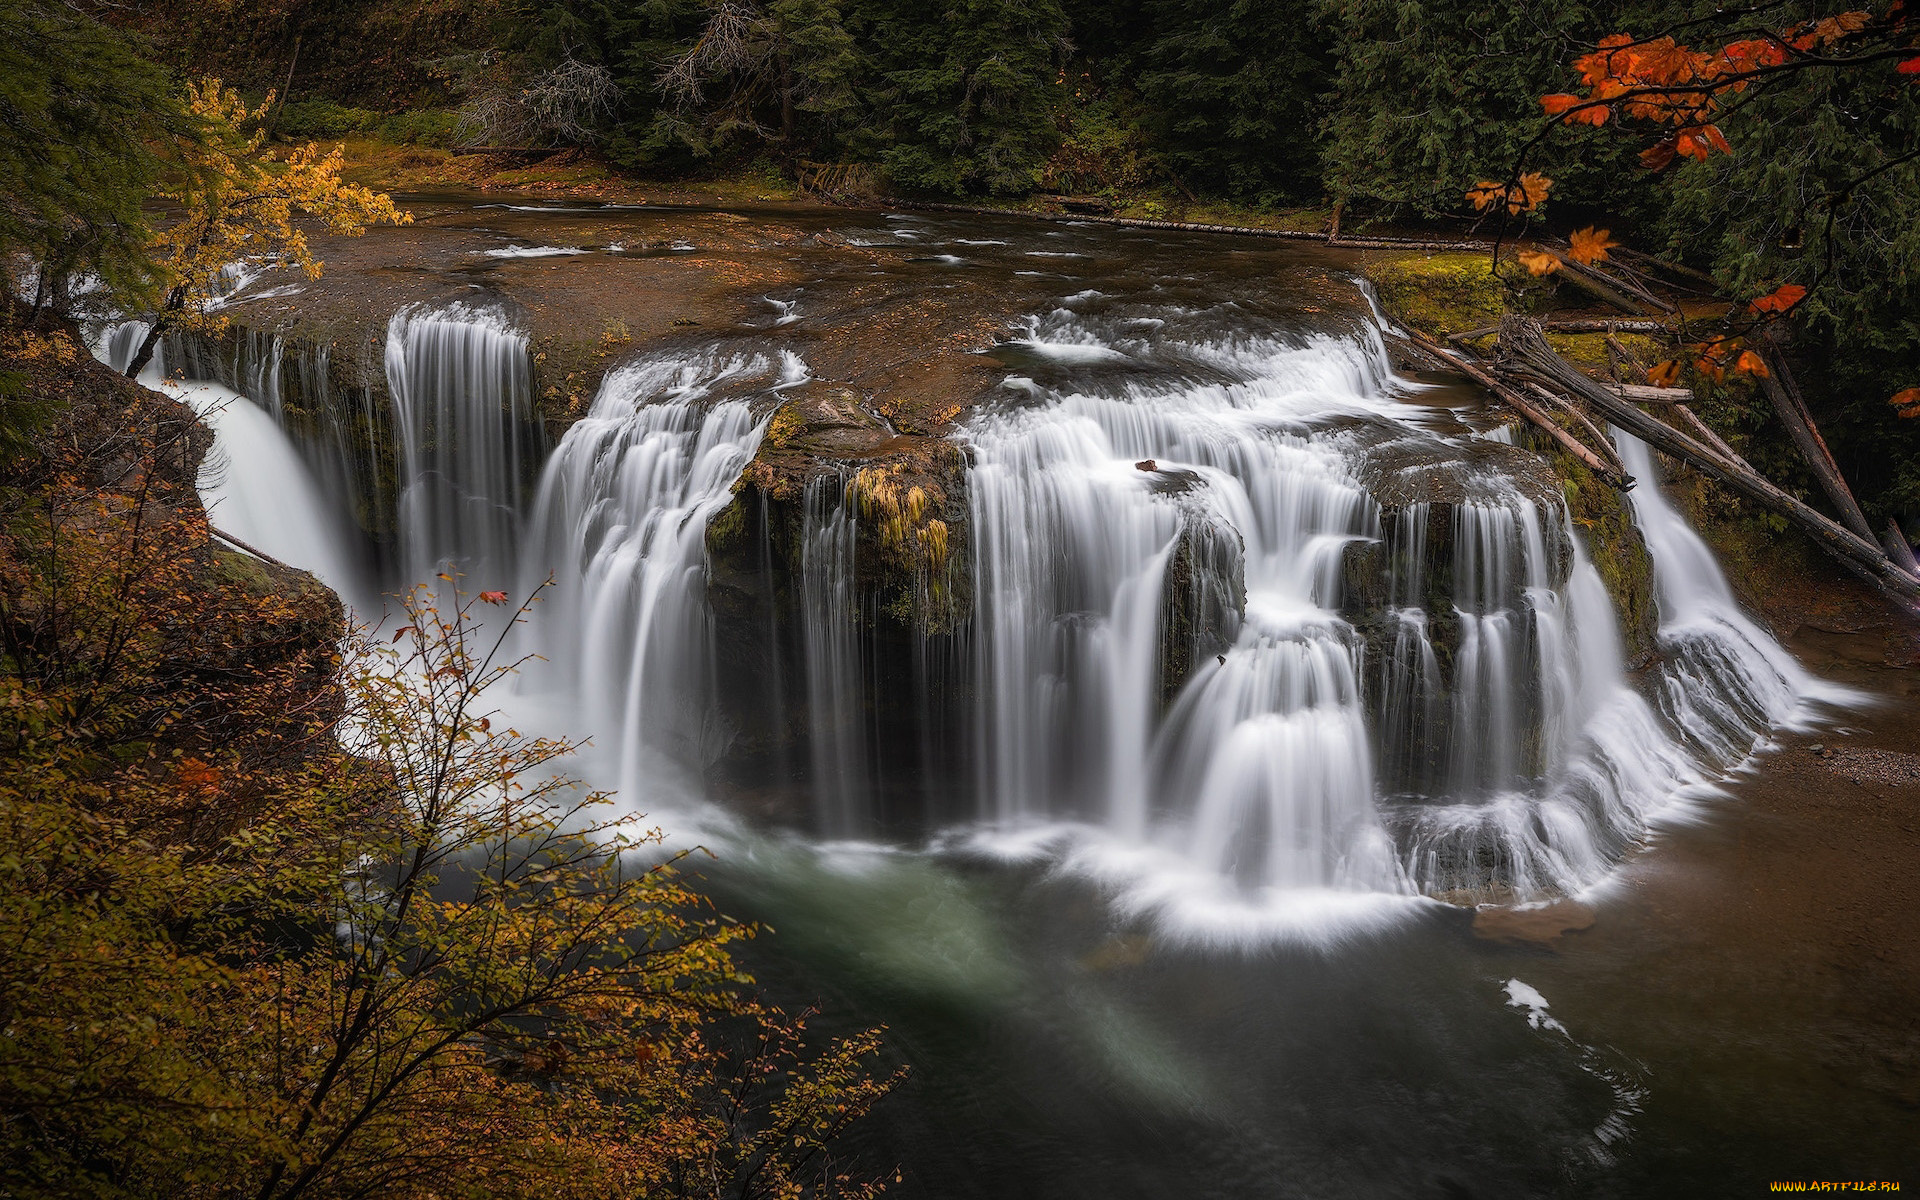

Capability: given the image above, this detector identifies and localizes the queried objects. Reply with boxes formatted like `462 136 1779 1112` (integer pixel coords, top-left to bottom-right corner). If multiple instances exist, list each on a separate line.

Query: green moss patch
1363 251 1504 337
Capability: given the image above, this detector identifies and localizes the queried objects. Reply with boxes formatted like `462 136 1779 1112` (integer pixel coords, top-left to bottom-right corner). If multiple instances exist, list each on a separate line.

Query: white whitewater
967 311 1418 932
1615 433 1859 756
90 269 1855 944
385 303 538 590
961 301 1848 939
802 472 872 836
94 323 371 611
514 351 784 806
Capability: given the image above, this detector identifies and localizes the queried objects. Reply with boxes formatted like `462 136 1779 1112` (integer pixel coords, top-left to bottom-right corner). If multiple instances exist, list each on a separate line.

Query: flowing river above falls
95 197 1920 1195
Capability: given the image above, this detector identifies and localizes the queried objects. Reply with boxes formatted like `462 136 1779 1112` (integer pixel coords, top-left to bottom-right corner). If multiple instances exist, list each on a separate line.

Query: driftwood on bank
1543 250 1659 315
1403 327 1630 486
883 200 1492 251
1525 381 1618 462
1448 318 1669 344
1497 316 1920 609
1608 383 1693 403
211 527 295 572
1755 338 1877 544
1645 396 1755 474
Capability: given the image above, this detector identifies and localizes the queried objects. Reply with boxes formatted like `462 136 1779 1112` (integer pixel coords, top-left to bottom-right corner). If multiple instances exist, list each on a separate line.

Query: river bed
117 195 1920 1196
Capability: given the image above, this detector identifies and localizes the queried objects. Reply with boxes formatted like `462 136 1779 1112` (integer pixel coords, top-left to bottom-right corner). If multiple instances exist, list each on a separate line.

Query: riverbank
1521 591 1920 1188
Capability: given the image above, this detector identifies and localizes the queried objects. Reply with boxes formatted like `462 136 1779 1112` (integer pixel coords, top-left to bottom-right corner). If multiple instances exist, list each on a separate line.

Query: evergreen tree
1135 0 1327 204
1318 0 1639 217
0 0 195 316
851 0 1069 193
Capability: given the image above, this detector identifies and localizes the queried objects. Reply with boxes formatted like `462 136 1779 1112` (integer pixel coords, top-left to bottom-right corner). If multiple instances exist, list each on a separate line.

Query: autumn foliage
0 330 902 1199
122 80 412 379
1465 1 1920 406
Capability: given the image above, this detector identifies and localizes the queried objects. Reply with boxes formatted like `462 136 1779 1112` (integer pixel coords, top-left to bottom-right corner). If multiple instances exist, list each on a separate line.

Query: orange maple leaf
1647 360 1683 387
1567 227 1617 265
1734 349 1771 377
1812 11 1870 43
1890 387 1920 418
1465 172 1552 215
1719 39 1788 70
1518 249 1562 276
1541 93 1584 114
1748 283 1807 314
1466 181 1508 213
1516 171 1553 212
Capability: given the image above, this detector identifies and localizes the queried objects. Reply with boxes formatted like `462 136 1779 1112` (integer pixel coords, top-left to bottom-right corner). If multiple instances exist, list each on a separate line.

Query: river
98 195 1920 1196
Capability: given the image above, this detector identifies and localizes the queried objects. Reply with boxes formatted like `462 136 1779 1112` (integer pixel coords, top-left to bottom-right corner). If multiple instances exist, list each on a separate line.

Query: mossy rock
1363 251 1506 338
1520 426 1658 663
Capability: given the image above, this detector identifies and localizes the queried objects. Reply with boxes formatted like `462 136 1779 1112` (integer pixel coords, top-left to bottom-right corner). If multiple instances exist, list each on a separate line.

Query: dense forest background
102 0 1920 532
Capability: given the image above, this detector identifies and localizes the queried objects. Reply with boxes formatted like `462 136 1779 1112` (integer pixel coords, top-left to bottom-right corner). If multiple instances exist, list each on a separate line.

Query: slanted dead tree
1493 315 1920 610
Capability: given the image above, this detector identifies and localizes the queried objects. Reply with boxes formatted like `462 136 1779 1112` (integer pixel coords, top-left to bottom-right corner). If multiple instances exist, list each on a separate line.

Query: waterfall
177 378 373 609
87 258 1859 940
959 298 1852 934
93 324 370 609
385 303 539 589
156 324 397 569
515 350 783 805
1615 434 1859 759
802 473 871 836
967 314 1414 910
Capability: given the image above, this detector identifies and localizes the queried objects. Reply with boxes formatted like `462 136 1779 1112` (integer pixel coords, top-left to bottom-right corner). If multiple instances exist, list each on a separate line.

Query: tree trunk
1756 337 1875 543
1498 316 1920 609
1885 520 1920 576
1406 327 1629 486
1543 250 1652 315
268 35 302 137
124 321 165 379
779 51 794 144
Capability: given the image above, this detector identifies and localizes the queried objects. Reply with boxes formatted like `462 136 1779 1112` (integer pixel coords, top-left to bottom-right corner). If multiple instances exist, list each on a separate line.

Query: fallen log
1611 246 1720 291
211 526 295 572
1756 338 1877 544
1524 381 1619 468
1448 318 1669 344
1498 316 1920 608
1608 383 1694 403
884 200 1492 250
1886 520 1920 576
1405 328 1630 487
1543 250 1653 315
1656 400 1755 474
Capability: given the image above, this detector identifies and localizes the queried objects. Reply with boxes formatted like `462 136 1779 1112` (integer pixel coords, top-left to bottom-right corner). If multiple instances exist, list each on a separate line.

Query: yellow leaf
1518 249 1562 276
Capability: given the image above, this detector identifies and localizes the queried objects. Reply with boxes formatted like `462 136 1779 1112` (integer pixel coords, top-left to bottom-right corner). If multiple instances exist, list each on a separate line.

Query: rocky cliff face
1 319 345 840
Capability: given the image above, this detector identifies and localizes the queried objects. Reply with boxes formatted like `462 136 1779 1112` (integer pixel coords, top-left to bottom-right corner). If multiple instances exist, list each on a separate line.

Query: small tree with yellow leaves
121 80 411 379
